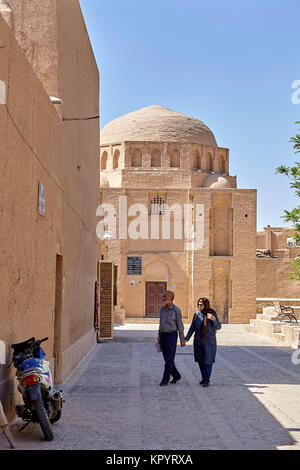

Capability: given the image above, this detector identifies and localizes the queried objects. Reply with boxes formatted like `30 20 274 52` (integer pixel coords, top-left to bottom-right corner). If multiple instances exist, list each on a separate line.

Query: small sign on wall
37 182 46 216
0 80 6 105
127 256 142 275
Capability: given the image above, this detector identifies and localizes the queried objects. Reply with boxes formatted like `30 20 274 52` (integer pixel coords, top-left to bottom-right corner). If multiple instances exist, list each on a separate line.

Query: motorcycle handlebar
35 337 49 346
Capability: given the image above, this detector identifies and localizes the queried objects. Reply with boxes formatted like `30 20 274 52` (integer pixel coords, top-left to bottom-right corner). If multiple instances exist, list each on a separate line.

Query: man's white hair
165 290 175 300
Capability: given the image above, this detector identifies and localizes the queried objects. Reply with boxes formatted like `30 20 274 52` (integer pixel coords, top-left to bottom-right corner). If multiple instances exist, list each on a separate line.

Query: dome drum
101 141 229 175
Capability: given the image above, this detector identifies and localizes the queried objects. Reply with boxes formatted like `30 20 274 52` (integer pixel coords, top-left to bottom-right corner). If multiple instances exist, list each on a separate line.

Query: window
220 155 225 174
194 150 201 169
132 148 142 167
101 151 108 170
207 152 213 172
151 149 161 167
150 194 166 215
113 150 120 169
170 149 180 168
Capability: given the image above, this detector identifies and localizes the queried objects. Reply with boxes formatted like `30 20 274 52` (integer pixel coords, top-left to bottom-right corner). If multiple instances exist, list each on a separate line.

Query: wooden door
146 282 167 317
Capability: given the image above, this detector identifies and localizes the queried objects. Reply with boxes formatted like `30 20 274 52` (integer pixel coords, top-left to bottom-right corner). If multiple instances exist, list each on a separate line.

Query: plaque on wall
37 182 46 216
127 256 142 275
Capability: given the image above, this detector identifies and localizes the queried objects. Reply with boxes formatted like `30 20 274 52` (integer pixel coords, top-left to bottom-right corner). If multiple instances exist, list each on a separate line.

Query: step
273 332 286 343
256 313 276 321
262 306 276 314
244 324 256 334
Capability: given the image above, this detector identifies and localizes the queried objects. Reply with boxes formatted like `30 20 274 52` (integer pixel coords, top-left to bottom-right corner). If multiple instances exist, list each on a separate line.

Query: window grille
150 195 166 215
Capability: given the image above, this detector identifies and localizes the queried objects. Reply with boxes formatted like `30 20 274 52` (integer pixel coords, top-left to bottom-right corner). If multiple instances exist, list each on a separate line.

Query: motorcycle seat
11 338 35 352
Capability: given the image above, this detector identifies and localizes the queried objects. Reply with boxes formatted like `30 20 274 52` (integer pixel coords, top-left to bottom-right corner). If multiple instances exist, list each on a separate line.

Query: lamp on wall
50 96 63 104
102 231 113 241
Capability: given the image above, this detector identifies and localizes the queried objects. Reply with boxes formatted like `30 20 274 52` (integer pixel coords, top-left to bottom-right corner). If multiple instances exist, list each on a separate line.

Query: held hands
158 336 187 346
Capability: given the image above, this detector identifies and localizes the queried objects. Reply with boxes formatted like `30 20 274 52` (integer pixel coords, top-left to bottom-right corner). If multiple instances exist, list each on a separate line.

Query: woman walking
185 297 221 387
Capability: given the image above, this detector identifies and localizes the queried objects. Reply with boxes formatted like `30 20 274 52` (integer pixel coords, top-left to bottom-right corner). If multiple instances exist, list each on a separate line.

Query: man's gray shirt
158 303 185 343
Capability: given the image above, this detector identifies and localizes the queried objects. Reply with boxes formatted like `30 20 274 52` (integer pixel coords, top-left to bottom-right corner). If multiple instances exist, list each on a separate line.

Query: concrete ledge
257 298 300 301
245 317 300 349
281 323 300 349
256 298 300 314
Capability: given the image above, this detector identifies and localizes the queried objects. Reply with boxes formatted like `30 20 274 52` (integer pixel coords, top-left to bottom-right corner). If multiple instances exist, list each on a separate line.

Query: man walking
157 290 186 386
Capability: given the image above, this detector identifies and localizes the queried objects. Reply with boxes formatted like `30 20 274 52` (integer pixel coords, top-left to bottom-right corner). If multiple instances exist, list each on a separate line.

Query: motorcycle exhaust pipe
52 391 63 411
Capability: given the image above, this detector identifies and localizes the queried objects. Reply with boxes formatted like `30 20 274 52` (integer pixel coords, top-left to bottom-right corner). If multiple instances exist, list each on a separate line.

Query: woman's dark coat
185 311 221 364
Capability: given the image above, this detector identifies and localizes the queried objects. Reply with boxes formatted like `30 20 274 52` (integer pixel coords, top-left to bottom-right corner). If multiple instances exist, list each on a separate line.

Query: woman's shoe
199 379 210 385
203 382 210 387
160 381 168 386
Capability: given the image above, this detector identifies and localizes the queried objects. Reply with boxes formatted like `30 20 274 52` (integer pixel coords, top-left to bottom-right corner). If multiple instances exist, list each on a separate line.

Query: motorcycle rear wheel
35 399 54 441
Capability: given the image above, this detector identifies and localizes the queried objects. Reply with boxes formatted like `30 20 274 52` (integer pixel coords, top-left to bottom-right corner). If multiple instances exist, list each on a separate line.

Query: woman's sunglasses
198 302 204 306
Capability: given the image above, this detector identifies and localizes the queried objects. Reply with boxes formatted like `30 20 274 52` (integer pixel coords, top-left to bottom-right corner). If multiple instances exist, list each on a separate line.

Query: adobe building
99 105 257 324
0 0 99 418
257 226 300 298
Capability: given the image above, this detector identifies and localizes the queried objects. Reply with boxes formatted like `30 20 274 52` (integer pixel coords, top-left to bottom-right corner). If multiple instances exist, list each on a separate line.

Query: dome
100 171 110 188
100 105 217 147
203 174 231 188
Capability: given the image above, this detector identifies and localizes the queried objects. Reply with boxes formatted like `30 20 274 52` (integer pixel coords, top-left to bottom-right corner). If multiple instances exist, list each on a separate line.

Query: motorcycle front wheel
34 399 54 441
50 409 62 424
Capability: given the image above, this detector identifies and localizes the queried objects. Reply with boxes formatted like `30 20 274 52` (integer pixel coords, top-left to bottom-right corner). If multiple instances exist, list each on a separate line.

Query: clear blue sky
80 0 299 230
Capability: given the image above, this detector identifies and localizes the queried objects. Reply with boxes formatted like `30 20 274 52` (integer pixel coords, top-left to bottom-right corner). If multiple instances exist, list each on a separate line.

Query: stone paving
1 324 300 450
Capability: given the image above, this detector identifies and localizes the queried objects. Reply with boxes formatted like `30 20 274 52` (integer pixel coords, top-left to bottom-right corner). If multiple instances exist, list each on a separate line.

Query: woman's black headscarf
197 297 216 340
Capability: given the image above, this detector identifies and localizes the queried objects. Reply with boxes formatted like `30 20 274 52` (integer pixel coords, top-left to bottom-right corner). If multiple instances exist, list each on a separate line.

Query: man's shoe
170 377 181 384
160 381 168 386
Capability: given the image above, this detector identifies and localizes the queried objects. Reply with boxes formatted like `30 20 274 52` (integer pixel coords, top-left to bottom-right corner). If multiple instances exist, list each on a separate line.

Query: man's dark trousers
160 331 181 383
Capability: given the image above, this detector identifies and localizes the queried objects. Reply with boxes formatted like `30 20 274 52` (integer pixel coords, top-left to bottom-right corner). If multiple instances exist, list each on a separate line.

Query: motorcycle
10 337 63 441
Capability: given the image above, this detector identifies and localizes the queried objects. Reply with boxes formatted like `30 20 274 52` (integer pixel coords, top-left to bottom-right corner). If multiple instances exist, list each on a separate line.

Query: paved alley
1 324 300 450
